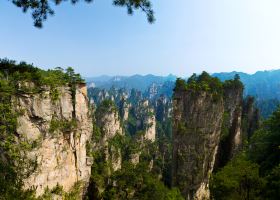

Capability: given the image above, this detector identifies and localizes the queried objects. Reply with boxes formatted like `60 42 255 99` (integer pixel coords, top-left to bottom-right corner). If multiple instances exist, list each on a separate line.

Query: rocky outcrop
155 95 171 122
135 100 156 142
143 112 156 141
224 85 243 155
96 102 123 171
242 96 260 139
119 97 130 121
172 90 224 200
214 83 243 169
14 84 92 196
96 109 122 144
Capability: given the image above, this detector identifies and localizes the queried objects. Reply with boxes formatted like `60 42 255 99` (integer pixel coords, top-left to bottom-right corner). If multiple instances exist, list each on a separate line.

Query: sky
1 0 280 77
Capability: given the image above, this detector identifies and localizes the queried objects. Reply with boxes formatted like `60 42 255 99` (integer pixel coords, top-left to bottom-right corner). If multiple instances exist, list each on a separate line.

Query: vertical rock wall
96 104 123 172
172 90 224 199
214 85 243 169
15 84 92 196
242 96 260 139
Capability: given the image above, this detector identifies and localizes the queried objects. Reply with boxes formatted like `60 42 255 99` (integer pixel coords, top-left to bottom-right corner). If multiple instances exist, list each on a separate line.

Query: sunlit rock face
14 84 92 196
96 103 123 172
143 112 156 142
172 90 224 200
135 100 156 142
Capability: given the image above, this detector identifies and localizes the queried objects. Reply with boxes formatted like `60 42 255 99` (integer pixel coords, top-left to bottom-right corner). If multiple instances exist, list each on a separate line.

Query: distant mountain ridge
85 74 177 92
86 69 280 101
213 69 280 100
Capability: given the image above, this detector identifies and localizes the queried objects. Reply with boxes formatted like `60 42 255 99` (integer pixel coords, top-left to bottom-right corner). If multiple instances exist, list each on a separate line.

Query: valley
0 59 279 199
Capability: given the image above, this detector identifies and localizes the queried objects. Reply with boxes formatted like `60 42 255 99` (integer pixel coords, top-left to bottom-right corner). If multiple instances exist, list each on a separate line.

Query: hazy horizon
81 68 280 78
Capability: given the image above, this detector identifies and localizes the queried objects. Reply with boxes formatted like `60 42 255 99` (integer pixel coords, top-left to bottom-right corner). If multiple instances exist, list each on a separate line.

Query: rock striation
172 89 224 200
214 82 244 169
172 75 245 200
135 100 156 142
95 101 123 172
242 96 260 139
14 84 92 196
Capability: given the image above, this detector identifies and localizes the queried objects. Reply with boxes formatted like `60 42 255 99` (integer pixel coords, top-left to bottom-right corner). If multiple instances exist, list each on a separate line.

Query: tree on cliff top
174 71 223 94
10 0 154 28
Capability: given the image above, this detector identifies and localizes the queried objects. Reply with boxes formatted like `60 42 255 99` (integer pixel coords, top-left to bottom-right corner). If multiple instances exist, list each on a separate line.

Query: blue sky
1 0 280 77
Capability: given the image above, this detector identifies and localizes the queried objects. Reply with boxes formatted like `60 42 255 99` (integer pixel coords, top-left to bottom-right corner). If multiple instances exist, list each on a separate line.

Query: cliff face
119 97 130 121
143 110 156 142
224 86 243 154
214 85 243 169
242 96 260 139
96 108 123 144
172 90 224 200
135 100 156 142
14 84 92 196
95 102 123 172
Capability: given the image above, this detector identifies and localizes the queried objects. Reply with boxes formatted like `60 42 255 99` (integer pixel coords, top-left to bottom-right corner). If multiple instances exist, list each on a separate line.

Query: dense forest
211 108 280 199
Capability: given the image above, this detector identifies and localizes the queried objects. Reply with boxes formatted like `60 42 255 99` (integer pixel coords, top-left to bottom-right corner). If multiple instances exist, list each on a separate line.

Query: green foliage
0 58 84 91
248 108 280 174
0 60 37 199
210 154 265 200
220 112 230 141
49 119 77 135
108 134 126 150
50 88 60 101
223 73 244 90
126 111 137 136
96 99 118 117
174 71 224 96
177 122 187 135
92 122 102 142
88 150 111 199
102 162 184 200
263 165 280 199
38 182 83 200
211 106 280 199
174 78 187 91
11 0 154 28
88 112 180 200
0 59 83 198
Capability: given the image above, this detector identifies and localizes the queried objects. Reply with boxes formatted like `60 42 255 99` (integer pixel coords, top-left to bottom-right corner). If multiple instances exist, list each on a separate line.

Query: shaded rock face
214 86 243 169
172 90 224 200
155 95 171 122
224 86 243 155
15 85 92 196
242 96 260 139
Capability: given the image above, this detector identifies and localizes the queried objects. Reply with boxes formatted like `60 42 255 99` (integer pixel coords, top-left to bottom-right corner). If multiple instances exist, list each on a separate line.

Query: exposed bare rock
135 100 156 142
172 90 224 200
143 111 156 142
14 84 92 196
214 84 244 169
96 102 123 172
242 96 260 139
